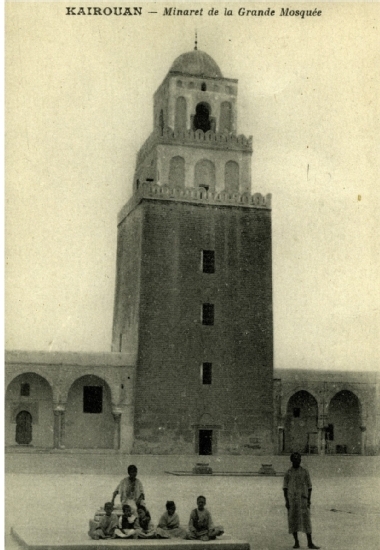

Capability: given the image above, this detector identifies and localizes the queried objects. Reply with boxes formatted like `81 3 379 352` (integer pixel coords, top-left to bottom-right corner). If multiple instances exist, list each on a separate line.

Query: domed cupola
169 50 223 79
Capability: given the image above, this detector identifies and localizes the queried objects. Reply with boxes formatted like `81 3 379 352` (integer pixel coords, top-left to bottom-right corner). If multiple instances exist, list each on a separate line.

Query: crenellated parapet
118 182 271 225
136 127 252 169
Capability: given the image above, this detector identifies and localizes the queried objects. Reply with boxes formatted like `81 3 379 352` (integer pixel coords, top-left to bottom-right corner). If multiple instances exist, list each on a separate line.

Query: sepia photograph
4 2 380 550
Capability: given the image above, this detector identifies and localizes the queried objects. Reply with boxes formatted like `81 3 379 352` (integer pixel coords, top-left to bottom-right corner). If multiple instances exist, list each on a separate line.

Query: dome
169 50 223 79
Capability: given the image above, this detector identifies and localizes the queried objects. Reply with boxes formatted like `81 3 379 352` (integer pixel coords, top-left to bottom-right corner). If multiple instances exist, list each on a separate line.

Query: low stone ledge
11 527 250 550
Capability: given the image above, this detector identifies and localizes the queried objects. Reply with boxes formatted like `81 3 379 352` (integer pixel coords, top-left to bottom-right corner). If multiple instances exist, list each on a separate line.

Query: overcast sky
5 2 380 371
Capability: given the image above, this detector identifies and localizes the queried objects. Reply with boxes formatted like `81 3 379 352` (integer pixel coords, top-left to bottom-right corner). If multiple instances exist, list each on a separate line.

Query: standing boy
283 452 320 549
112 464 145 509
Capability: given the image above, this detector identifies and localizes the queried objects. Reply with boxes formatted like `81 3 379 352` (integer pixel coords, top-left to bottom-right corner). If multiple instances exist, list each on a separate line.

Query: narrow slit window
83 386 103 414
202 250 215 273
20 383 30 397
202 303 214 325
202 363 212 385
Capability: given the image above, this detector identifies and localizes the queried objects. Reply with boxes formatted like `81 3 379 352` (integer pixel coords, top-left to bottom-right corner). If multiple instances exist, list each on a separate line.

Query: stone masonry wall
127 198 273 454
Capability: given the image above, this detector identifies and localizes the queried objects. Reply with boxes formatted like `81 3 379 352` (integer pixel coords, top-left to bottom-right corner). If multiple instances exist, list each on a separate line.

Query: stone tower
112 47 274 455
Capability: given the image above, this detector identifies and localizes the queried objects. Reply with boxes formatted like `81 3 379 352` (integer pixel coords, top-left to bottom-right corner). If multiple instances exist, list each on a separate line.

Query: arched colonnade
277 385 367 455
5 362 134 451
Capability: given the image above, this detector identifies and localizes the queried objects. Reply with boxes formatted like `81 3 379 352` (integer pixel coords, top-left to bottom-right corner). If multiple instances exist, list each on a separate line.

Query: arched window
194 159 216 191
201 82 207 91
169 156 185 188
193 103 212 133
220 101 232 133
175 97 187 131
224 161 239 192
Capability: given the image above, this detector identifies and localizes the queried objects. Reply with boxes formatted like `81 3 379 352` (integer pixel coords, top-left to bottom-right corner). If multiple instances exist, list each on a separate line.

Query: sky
5 1 380 371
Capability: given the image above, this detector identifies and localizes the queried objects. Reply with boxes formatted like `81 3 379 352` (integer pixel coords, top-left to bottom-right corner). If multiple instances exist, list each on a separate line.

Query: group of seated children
88 465 224 541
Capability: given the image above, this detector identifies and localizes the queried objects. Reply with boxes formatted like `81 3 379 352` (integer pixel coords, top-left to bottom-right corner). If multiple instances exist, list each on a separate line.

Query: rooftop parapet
118 182 271 225
136 128 253 169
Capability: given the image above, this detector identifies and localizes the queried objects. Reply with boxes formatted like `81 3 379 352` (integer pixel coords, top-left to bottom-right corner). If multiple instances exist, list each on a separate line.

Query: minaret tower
112 46 273 455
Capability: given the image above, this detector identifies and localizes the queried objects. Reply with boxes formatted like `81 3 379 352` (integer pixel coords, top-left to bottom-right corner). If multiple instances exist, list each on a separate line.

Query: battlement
136 128 253 169
118 182 271 225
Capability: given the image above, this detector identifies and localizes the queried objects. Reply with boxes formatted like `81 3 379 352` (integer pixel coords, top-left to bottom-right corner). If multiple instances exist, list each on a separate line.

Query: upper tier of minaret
126 47 271 214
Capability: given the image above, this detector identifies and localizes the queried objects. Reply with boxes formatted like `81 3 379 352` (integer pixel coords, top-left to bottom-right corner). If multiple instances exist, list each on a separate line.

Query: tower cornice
136 128 252 171
118 182 271 225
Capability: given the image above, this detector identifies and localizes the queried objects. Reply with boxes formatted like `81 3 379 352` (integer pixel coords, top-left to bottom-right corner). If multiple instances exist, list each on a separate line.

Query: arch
5 372 54 447
58 369 119 406
194 159 216 191
193 102 212 133
15 411 33 445
65 375 113 449
284 391 319 454
224 161 239 192
175 96 187 131
220 101 232 133
168 156 185 188
6 368 55 395
326 390 361 454
324 384 366 418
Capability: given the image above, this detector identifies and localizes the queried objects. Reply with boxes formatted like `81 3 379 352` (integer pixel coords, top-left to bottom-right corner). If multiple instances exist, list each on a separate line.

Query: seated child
114 504 137 539
156 501 186 539
88 502 119 540
111 464 145 511
186 495 224 541
134 505 156 539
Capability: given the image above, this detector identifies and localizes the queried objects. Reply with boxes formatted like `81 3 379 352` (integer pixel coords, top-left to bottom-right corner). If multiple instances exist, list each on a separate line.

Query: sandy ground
5 455 380 550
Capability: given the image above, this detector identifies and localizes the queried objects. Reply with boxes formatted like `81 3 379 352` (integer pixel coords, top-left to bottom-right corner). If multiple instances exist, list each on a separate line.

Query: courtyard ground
5 454 380 550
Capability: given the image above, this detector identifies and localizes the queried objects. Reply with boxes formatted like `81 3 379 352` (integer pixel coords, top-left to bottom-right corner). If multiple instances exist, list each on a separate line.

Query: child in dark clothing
114 504 137 539
135 505 156 538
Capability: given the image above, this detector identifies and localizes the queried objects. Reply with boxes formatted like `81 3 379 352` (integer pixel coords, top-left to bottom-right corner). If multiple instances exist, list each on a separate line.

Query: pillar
318 414 327 455
53 411 60 449
53 405 66 449
119 403 135 453
360 426 366 456
112 408 122 450
277 426 284 454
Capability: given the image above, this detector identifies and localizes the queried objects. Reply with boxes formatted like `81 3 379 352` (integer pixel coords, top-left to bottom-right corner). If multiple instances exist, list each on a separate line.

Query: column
278 427 284 454
112 409 122 450
53 410 60 449
318 415 327 455
360 426 366 456
53 405 66 449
